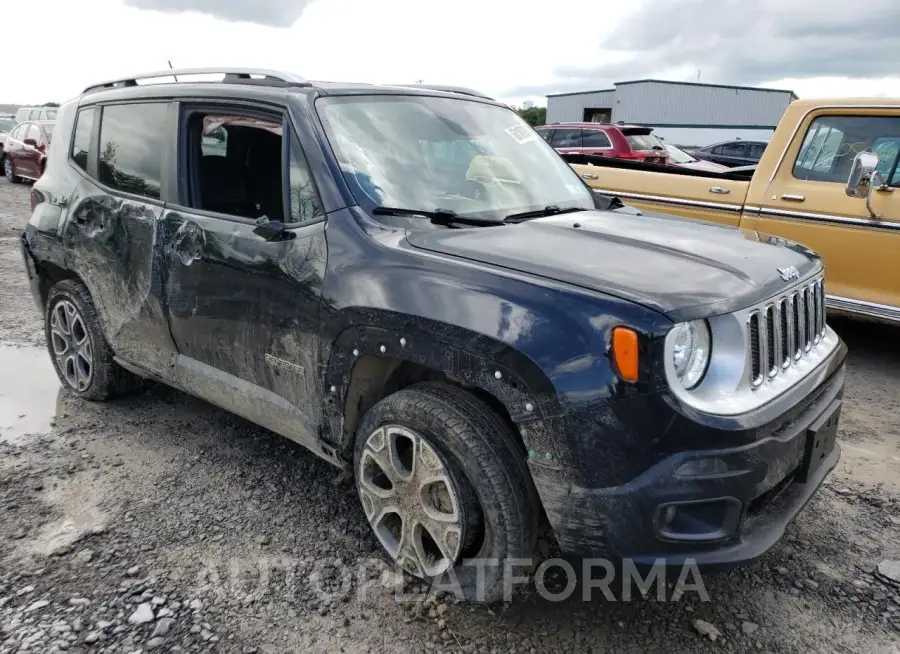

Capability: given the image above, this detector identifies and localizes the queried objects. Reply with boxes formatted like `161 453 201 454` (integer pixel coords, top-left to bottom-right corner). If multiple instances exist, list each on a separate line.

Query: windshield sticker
505 125 537 145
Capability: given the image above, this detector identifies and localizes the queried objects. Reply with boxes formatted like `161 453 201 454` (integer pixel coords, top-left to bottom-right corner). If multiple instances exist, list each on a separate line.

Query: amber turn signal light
612 327 639 383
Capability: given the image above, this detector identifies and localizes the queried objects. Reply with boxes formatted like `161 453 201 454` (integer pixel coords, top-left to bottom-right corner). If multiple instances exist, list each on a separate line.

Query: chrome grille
748 276 826 389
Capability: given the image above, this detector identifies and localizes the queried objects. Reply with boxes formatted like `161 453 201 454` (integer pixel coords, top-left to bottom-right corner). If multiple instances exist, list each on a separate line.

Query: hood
405 210 821 321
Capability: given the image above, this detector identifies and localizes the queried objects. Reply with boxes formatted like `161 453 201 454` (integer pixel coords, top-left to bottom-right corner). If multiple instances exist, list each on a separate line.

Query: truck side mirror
845 151 879 198
845 150 892 218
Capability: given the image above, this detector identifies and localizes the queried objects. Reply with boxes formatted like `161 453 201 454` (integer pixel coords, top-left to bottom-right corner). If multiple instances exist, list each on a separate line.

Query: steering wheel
443 179 489 202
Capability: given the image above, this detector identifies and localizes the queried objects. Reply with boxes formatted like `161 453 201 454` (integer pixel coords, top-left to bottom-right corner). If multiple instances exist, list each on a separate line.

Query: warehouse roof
547 79 797 100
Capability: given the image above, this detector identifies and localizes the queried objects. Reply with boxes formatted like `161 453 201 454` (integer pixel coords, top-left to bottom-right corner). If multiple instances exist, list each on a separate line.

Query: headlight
668 320 711 390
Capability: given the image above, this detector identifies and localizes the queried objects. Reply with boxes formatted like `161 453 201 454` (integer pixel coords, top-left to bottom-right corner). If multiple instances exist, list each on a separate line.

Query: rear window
71 108 96 172
582 130 612 148
622 130 663 151
98 103 167 200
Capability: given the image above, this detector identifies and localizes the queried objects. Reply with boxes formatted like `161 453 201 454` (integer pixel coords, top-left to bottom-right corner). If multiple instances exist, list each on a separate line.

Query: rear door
715 141 749 167
570 161 750 227
159 101 328 451
755 110 900 319
60 101 181 375
20 123 43 178
581 128 614 157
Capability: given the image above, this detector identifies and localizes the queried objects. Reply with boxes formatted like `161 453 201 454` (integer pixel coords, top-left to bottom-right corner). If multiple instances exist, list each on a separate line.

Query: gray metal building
546 79 797 147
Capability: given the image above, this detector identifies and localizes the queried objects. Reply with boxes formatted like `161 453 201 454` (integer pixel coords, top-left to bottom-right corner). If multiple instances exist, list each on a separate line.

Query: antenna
168 60 178 82
696 69 701 82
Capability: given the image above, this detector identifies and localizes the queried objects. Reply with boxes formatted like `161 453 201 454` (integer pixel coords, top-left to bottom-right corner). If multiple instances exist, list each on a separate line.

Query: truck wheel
45 279 140 401
354 382 539 602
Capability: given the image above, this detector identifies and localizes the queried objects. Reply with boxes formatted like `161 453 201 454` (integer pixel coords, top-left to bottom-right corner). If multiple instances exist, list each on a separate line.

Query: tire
354 381 539 602
45 279 140 401
4 156 19 184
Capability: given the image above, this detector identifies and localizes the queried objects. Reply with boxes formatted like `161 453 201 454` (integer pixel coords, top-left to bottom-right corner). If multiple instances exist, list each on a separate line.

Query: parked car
0 115 16 163
663 143 729 172
535 123 669 165
690 139 768 168
568 98 900 324
14 106 58 123
4 120 53 183
22 68 846 601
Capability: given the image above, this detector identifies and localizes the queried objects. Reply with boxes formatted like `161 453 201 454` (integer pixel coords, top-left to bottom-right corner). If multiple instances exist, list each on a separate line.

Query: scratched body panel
161 208 326 435
61 180 177 376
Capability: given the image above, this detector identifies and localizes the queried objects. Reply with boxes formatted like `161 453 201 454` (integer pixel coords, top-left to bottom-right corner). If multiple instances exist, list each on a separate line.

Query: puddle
0 344 62 443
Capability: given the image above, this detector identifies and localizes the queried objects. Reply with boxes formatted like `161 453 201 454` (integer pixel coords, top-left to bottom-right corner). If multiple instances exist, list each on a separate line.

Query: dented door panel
61 178 178 376
161 208 327 429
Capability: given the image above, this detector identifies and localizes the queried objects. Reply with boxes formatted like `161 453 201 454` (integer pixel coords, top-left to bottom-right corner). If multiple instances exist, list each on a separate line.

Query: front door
755 110 900 319
160 103 329 451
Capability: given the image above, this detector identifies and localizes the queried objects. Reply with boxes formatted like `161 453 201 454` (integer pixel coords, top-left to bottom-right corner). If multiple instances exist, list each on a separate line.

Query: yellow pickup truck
568 98 900 324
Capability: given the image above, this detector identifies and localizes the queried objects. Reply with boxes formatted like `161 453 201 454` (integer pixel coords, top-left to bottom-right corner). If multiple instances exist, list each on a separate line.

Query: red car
535 123 669 165
4 120 54 183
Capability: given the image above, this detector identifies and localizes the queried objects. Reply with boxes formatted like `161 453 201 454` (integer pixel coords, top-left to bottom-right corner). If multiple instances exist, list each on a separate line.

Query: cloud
123 0 317 27
506 0 900 97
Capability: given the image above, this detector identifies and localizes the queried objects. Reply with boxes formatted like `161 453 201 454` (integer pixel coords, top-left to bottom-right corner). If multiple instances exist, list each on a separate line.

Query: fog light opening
657 497 742 542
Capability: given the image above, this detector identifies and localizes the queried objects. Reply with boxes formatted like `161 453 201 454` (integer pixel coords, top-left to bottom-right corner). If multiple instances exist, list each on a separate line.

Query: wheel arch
319 312 570 473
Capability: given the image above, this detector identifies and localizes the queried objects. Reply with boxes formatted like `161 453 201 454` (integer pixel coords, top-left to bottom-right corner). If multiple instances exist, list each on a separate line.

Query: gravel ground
1 177 899 653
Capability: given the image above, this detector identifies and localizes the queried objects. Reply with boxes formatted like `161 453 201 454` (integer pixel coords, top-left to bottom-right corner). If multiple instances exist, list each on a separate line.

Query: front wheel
45 279 140 401
4 157 19 184
354 382 539 602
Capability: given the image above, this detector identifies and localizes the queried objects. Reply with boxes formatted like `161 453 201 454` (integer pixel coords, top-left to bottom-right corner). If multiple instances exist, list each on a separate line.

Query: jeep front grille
748 276 826 389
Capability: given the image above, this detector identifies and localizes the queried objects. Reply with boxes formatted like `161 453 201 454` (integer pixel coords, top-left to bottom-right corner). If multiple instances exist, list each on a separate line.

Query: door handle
708 186 730 195
581 173 598 180
781 194 805 202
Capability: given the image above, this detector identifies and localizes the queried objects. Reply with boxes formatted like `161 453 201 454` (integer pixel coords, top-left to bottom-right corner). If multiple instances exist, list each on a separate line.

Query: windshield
0 117 14 132
316 95 594 220
664 144 696 164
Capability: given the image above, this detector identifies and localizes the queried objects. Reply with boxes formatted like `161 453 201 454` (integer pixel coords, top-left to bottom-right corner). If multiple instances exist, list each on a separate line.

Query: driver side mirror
845 151 880 198
846 150 892 218
23 138 37 147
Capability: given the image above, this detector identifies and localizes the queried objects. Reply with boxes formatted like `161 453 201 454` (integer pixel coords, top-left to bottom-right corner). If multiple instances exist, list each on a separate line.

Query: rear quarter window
71 108 97 172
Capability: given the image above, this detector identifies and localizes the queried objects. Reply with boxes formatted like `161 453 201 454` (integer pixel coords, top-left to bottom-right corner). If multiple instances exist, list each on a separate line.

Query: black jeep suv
21 68 847 601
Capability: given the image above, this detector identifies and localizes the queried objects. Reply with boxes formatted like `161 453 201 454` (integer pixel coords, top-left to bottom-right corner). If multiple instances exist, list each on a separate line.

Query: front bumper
535 341 846 568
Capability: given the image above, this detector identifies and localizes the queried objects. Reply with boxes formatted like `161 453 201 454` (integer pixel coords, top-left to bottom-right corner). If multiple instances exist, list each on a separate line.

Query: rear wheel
354 382 539 602
4 157 19 183
45 279 140 401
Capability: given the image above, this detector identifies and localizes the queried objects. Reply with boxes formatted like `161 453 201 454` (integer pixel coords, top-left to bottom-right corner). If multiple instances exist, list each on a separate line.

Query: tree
42 102 60 107
515 105 547 127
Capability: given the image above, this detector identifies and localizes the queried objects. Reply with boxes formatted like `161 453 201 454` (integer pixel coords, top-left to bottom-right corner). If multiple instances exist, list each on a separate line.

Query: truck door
756 110 900 320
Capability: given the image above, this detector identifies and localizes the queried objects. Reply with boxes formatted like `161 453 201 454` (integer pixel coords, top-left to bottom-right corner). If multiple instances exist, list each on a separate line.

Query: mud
0 178 898 653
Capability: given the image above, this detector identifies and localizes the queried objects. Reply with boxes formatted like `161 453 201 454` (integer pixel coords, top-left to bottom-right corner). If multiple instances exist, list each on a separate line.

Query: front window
316 95 594 221
793 115 900 186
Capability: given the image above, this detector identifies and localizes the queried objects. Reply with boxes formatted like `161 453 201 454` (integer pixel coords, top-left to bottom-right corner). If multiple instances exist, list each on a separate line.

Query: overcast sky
7 0 900 107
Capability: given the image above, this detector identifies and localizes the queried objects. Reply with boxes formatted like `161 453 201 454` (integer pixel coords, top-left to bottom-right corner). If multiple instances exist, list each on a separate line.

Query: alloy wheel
4 158 13 182
49 299 94 392
357 425 464 578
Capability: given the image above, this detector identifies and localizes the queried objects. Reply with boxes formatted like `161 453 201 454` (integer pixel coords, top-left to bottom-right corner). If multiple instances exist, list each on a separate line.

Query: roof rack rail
387 84 494 100
83 68 309 94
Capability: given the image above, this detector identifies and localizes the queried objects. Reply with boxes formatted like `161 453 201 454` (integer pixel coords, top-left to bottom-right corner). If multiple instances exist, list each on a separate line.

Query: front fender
318 210 673 487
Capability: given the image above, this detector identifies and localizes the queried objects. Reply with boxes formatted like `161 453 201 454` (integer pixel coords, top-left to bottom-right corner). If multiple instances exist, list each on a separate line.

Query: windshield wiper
503 205 587 223
372 206 501 226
